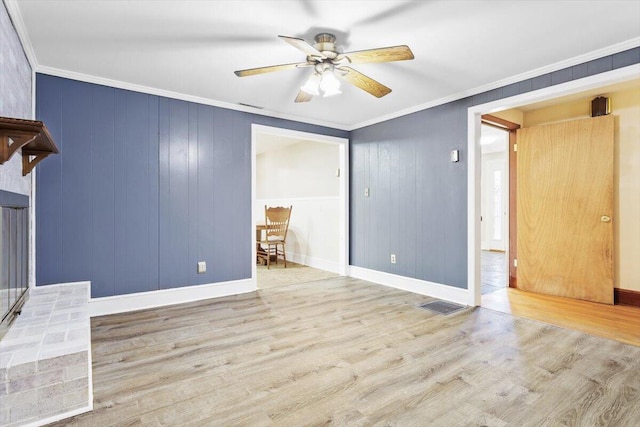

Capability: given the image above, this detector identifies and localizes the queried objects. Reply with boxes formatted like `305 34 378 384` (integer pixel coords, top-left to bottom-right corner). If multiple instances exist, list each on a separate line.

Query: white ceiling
7 0 640 130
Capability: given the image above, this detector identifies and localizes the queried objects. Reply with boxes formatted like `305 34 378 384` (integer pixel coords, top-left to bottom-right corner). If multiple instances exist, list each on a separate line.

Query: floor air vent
419 300 466 315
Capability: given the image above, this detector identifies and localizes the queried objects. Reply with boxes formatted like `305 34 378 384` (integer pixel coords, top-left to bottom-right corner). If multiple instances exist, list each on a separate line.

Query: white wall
256 139 340 272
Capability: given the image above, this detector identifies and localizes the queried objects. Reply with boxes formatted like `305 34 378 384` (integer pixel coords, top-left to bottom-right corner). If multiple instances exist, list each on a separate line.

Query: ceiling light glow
320 70 341 97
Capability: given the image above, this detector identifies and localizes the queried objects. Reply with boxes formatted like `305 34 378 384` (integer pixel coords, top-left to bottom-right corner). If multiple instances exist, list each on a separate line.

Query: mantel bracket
0 117 59 176
22 150 52 176
0 131 39 165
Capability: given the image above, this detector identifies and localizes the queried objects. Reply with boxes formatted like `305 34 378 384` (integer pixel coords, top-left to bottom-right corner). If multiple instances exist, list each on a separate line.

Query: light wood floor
257 261 339 289
482 287 640 347
50 277 640 426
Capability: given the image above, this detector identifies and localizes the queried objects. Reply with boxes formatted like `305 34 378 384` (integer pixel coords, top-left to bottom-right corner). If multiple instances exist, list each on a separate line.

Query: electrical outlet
197 261 206 274
390 254 396 264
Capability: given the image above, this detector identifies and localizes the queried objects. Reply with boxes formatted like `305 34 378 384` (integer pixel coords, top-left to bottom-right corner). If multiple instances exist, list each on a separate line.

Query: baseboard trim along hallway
89 279 256 317
348 265 470 306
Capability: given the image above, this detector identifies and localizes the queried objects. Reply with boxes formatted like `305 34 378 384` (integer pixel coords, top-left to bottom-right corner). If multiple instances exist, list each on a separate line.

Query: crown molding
35 66 351 131
350 37 640 130
5 0 638 132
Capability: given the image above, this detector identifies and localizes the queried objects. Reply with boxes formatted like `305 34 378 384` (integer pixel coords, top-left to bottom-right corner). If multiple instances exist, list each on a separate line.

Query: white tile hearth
0 282 92 426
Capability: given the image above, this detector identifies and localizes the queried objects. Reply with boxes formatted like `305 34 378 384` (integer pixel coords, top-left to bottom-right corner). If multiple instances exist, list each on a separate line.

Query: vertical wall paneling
168 99 190 288
35 47 637 297
90 85 116 298
232 111 251 280
211 107 233 282
187 103 199 285
350 48 639 290
125 91 155 294
36 76 347 297
147 97 160 291
443 100 470 288
35 76 63 285
157 98 171 289
377 141 391 273
349 141 364 267
399 121 417 279
112 89 128 295
60 79 93 282
196 105 215 283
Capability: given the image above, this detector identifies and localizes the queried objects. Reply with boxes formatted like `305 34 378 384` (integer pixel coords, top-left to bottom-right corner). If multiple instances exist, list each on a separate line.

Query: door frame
481 115 520 287
467 63 640 306
251 124 350 287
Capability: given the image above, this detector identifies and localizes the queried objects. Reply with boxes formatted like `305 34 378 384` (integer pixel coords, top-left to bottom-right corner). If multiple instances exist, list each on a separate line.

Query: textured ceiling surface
9 0 640 129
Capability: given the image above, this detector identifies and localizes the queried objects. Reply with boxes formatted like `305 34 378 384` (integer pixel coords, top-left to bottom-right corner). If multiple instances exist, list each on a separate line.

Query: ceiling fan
234 33 414 102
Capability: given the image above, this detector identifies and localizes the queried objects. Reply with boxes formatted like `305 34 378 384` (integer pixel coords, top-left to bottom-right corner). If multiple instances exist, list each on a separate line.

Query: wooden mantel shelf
0 116 59 176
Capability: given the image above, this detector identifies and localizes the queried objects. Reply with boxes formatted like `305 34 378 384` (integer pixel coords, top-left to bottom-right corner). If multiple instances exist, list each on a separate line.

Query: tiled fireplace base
0 282 92 426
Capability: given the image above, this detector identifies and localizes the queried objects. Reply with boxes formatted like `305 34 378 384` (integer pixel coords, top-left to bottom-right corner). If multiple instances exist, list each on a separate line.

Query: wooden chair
257 205 292 269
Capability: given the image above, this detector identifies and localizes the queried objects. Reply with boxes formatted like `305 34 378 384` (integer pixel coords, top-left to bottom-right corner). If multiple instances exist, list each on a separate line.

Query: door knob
601 215 611 223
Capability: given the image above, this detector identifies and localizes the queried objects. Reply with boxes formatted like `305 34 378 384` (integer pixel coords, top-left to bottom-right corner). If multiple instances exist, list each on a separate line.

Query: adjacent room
254 131 342 288
1 1 639 425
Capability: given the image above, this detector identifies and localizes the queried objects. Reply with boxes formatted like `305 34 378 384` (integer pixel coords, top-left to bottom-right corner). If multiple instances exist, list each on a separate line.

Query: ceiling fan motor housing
313 33 339 59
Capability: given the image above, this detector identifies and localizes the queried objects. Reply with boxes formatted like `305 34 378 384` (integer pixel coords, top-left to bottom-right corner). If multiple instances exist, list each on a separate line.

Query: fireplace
0 189 29 339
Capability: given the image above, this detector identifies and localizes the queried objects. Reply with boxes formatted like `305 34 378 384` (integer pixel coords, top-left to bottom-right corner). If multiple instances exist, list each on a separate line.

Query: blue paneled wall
36 74 347 297
36 46 638 297
349 47 640 289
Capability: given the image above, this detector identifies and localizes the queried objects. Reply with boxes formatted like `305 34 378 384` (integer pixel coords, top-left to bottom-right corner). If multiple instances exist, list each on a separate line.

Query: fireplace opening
0 190 29 339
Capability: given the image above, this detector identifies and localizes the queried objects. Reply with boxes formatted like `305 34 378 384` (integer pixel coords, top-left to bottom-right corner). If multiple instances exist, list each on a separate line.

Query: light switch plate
197 261 206 274
364 187 370 197
450 149 459 162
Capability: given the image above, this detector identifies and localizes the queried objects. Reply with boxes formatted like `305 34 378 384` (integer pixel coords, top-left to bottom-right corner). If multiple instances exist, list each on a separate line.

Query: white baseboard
285 251 340 274
348 266 471 306
89 278 256 317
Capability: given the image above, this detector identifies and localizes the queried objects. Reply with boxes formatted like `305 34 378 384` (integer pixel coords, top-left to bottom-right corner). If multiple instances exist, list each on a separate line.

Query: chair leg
267 244 271 269
282 243 287 268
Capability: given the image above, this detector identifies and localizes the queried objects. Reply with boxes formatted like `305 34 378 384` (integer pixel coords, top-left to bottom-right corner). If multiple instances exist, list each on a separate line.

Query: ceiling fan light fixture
235 33 415 103
320 70 341 97
300 73 321 96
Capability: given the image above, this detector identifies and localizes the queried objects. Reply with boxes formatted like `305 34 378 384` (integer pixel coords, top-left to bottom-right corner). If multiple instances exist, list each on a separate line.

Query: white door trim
250 124 350 287
467 63 640 306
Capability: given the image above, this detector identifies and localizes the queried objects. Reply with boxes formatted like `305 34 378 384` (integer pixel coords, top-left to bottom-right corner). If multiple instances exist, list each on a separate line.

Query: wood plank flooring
50 278 640 426
257 261 339 289
483 287 640 346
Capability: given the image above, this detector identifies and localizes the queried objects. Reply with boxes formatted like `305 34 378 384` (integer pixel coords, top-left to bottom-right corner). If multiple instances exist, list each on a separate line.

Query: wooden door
517 115 614 304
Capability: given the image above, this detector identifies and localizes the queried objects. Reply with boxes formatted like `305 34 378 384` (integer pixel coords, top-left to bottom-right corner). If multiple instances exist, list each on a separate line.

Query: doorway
480 124 508 295
251 125 349 290
467 64 639 306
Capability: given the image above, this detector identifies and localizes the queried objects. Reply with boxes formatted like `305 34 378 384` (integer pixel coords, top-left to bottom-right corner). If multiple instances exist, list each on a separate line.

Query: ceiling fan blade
294 90 313 103
338 67 392 98
278 35 326 59
234 62 310 77
339 45 414 64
